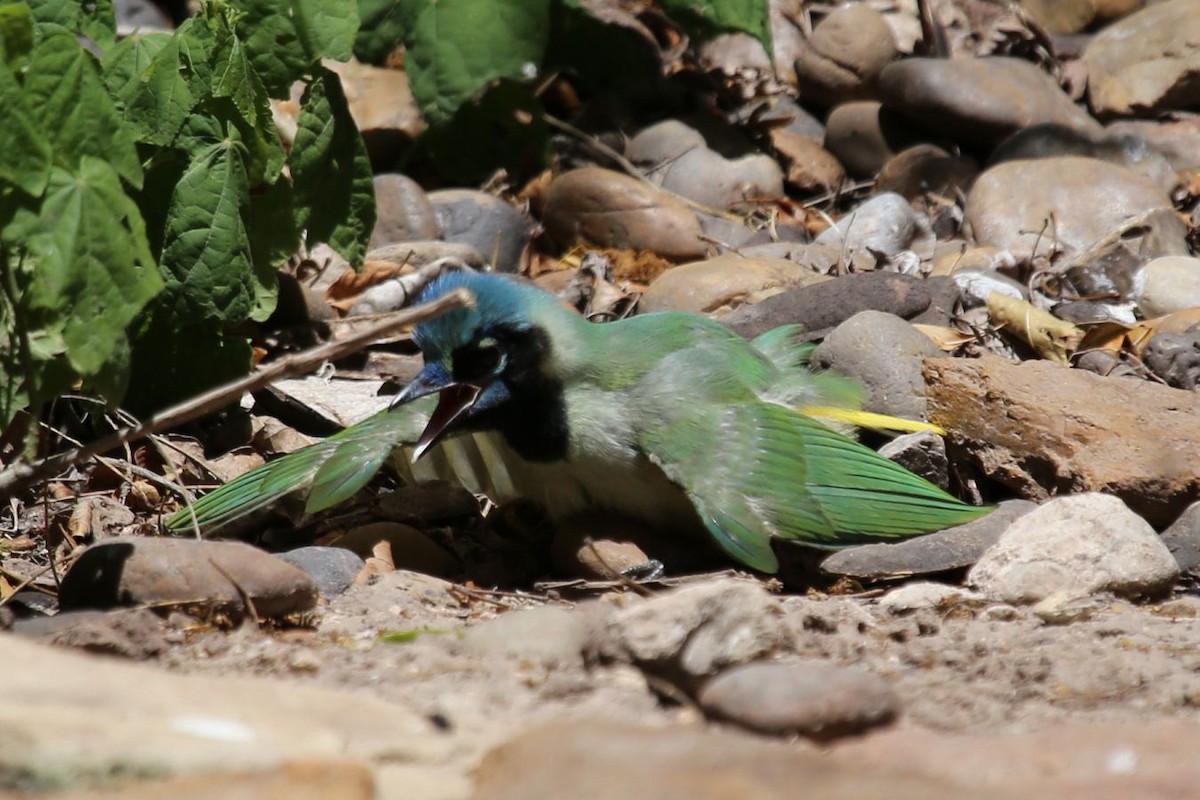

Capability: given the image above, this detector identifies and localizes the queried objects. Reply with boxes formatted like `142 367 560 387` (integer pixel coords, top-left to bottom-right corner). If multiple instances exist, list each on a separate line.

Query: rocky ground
6 0 1200 797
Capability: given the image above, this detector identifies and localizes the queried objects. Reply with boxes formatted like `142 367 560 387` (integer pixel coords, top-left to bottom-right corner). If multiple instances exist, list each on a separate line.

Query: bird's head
393 272 562 460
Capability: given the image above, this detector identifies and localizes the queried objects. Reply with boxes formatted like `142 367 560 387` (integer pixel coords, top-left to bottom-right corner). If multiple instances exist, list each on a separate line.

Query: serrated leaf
292 0 358 62
0 58 51 196
246 176 295 321
401 0 552 126
101 32 170 95
354 0 405 64
24 31 143 189
159 133 255 322
6 159 160 376
29 0 115 47
175 16 215 98
660 0 770 53
110 34 196 146
233 0 359 96
206 20 284 184
291 67 374 265
0 3 34 69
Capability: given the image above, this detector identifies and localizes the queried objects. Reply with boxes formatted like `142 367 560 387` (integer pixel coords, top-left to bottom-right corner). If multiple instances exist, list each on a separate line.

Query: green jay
165 271 989 573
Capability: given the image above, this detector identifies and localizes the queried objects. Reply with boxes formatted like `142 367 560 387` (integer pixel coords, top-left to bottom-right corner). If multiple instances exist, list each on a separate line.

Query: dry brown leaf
986 293 1083 364
1077 307 1200 358
353 540 397 585
0 573 13 600
913 323 979 351
326 259 410 310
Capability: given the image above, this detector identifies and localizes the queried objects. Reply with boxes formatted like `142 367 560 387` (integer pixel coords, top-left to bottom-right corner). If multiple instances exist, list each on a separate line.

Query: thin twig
0 288 474 498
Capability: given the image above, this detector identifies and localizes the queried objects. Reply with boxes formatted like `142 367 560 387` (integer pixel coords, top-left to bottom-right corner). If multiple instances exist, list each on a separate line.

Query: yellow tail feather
800 406 946 435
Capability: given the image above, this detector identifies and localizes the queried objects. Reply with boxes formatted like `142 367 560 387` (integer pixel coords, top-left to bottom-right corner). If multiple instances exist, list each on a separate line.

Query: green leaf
100 31 171 97
232 0 359 96
246 176 294 321
659 0 770 52
0 3 34 69
0 59 52 196
111 34 197 146
354 0 404 64
207 20 284 185
379 627 455 644
400 0 552 126
29 0 115 47
159 132 255 322
291 67 374 265
290 0 359 62
5 159 160 376
24 31 143 189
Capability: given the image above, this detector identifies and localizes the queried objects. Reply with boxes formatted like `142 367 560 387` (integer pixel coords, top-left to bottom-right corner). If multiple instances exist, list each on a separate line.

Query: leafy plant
354 0 771 182
0 0 375 435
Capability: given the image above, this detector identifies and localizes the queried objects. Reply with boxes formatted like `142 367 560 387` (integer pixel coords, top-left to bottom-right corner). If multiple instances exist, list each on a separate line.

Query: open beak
391 364 482 462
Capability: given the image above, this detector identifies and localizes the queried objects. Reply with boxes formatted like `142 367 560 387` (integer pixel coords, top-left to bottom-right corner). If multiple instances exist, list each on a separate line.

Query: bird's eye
454 338 504 383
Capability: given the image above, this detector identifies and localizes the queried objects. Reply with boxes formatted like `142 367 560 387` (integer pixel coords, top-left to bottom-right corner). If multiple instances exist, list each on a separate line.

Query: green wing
639 401 991 573
163 397 434 533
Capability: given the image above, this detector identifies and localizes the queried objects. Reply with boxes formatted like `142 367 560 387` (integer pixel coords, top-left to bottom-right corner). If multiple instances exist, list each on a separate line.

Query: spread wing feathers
163 398 434 533
640 401 990 574
750 325 865 411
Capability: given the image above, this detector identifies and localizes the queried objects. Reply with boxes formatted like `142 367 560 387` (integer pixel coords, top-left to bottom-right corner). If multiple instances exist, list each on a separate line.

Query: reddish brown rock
471 722 1017 800
925 357 1200 525
542 168 706 261
770 129 846 193
640 255 828 315
58 538 319 618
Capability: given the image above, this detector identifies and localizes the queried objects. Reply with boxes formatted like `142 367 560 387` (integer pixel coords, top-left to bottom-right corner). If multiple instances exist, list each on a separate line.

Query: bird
165 270 990 573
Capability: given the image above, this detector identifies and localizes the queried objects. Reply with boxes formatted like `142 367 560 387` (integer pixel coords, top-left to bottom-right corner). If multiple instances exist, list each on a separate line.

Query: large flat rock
0 635 452 796
924 357 1200 526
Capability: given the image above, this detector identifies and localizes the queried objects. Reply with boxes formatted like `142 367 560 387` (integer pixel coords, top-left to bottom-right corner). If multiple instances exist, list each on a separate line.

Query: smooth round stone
1018 0 1095 33
877 144 978 200
698 661 900 739
277 547 365 598
1084 0 1200 116
792 5 897 107
967 494 1180 604
1137 256 1200 318
824 101 923 179
879 56 1101 148
1107 116 1200 173
821 499 1037 580
427 189 533 274
811 310 942 420
991 123 1176 191
59 538 318 618
641 255 827 315
965 156 1180 260
542 167 706 261
814 192 932 259
1143 329 1200 390
369 173 438 249
629 120 783 210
